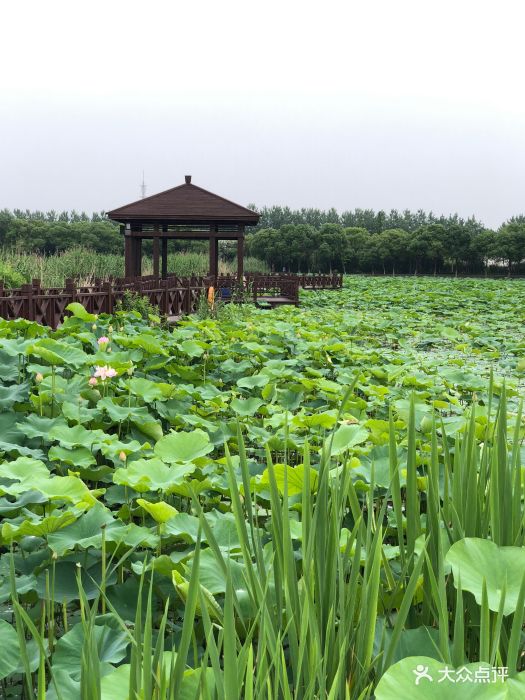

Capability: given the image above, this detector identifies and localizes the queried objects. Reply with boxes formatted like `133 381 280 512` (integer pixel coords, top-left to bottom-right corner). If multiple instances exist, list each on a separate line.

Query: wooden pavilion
106 176 260 280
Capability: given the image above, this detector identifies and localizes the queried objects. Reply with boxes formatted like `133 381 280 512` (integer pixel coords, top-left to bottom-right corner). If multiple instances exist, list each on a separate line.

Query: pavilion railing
0 273 342 328
245 272 343 290
0 276 209 329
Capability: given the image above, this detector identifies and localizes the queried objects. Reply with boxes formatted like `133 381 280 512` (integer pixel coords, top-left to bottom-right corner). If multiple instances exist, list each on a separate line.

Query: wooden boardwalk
0 273 343 328
256 296 299 308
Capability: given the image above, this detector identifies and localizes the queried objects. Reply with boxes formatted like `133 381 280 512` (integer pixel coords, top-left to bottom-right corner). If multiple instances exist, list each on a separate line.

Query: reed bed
2 247 268 287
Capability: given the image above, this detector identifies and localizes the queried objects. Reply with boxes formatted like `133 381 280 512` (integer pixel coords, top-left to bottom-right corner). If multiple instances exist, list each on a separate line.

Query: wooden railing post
21 284 34 321
184 280 191 314
162 279 170 316
65 278 77 304
103 281 113 314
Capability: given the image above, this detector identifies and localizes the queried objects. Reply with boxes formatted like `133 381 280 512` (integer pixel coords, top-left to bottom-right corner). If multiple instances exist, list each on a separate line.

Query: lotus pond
1 275 525 699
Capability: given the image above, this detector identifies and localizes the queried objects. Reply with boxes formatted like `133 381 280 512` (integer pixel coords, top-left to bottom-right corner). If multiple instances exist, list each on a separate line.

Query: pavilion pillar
124 224 133 278
134 238 143 277
152 225 160 278
161 227 168 279
209 226 219 280
130 224 143 277
237 231 244 281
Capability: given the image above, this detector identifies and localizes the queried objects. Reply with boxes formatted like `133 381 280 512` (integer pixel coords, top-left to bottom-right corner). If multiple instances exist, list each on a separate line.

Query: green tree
375 229 412 274
470 229 496 273
342 227 371 272
493 223 525 273
409 224 446 274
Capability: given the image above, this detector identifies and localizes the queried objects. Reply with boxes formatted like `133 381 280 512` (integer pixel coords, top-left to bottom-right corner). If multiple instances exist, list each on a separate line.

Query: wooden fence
0 273 343 328
245 273 343 290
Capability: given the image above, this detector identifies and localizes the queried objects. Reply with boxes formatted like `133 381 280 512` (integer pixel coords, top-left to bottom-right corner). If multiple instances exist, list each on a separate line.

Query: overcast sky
1 0 524 228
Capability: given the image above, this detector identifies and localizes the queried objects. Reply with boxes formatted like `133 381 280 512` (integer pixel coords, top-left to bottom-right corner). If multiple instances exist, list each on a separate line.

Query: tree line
0 209 121 254
246 207 525 274
248 205 487 234
2 206 525 274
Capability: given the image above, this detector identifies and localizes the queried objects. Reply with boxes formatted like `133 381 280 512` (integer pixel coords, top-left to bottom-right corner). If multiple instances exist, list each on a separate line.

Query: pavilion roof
106 176 260 225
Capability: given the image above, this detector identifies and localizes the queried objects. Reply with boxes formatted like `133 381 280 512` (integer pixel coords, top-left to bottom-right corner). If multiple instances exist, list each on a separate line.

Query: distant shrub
114 290 161 321
0 261 26 288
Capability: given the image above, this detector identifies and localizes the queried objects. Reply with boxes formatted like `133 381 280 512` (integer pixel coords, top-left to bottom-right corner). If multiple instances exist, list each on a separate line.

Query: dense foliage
0 248 267 288
0 211 246 260
246 221 525 274
5 207 525 276
249 204 489 234
0 210 121 255
0 277 524 697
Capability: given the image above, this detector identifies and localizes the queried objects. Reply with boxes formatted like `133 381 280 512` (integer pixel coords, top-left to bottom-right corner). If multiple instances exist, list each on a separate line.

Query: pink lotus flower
93 365 117 381
88 377 98 386
98 336 110 345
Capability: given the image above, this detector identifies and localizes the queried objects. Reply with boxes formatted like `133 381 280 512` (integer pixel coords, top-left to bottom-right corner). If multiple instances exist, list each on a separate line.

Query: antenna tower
141 171 146 199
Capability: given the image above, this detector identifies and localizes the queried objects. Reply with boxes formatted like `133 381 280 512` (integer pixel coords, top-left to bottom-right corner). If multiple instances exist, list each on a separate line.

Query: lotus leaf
49 445 97 467
0 456 49 484
28 338 89 367
180 339 205 357
31 474 99 506
230 397 264 416
100 654 213 700
65 302 98 323
125 377 176 402
0 620 20 679
329 424 369 455
0 382 29 409
375 657 525 699
136 497 178 523
236 374 270 389
35 560 117 602
113 458 195 493
48 423 104 449
446 538 525 615
52 619 129 681
47 503 115 555
113 333 168 356
0 572 37 603
154 428 213 463
1 511 78 542
0 489 48 515
259 463 318 496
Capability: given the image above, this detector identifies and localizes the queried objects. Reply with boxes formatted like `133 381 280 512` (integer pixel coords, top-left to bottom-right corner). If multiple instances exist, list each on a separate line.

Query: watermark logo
413 664 433 685
412 664 508 685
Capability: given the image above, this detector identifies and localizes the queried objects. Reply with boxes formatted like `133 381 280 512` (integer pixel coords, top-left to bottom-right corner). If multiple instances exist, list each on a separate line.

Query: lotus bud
119 451 126 461
52 551 58 560
107 347 112 353
35 372 44 383
108 325 114 333
127 366 134 376
88 377 98 386
92 324 97 331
